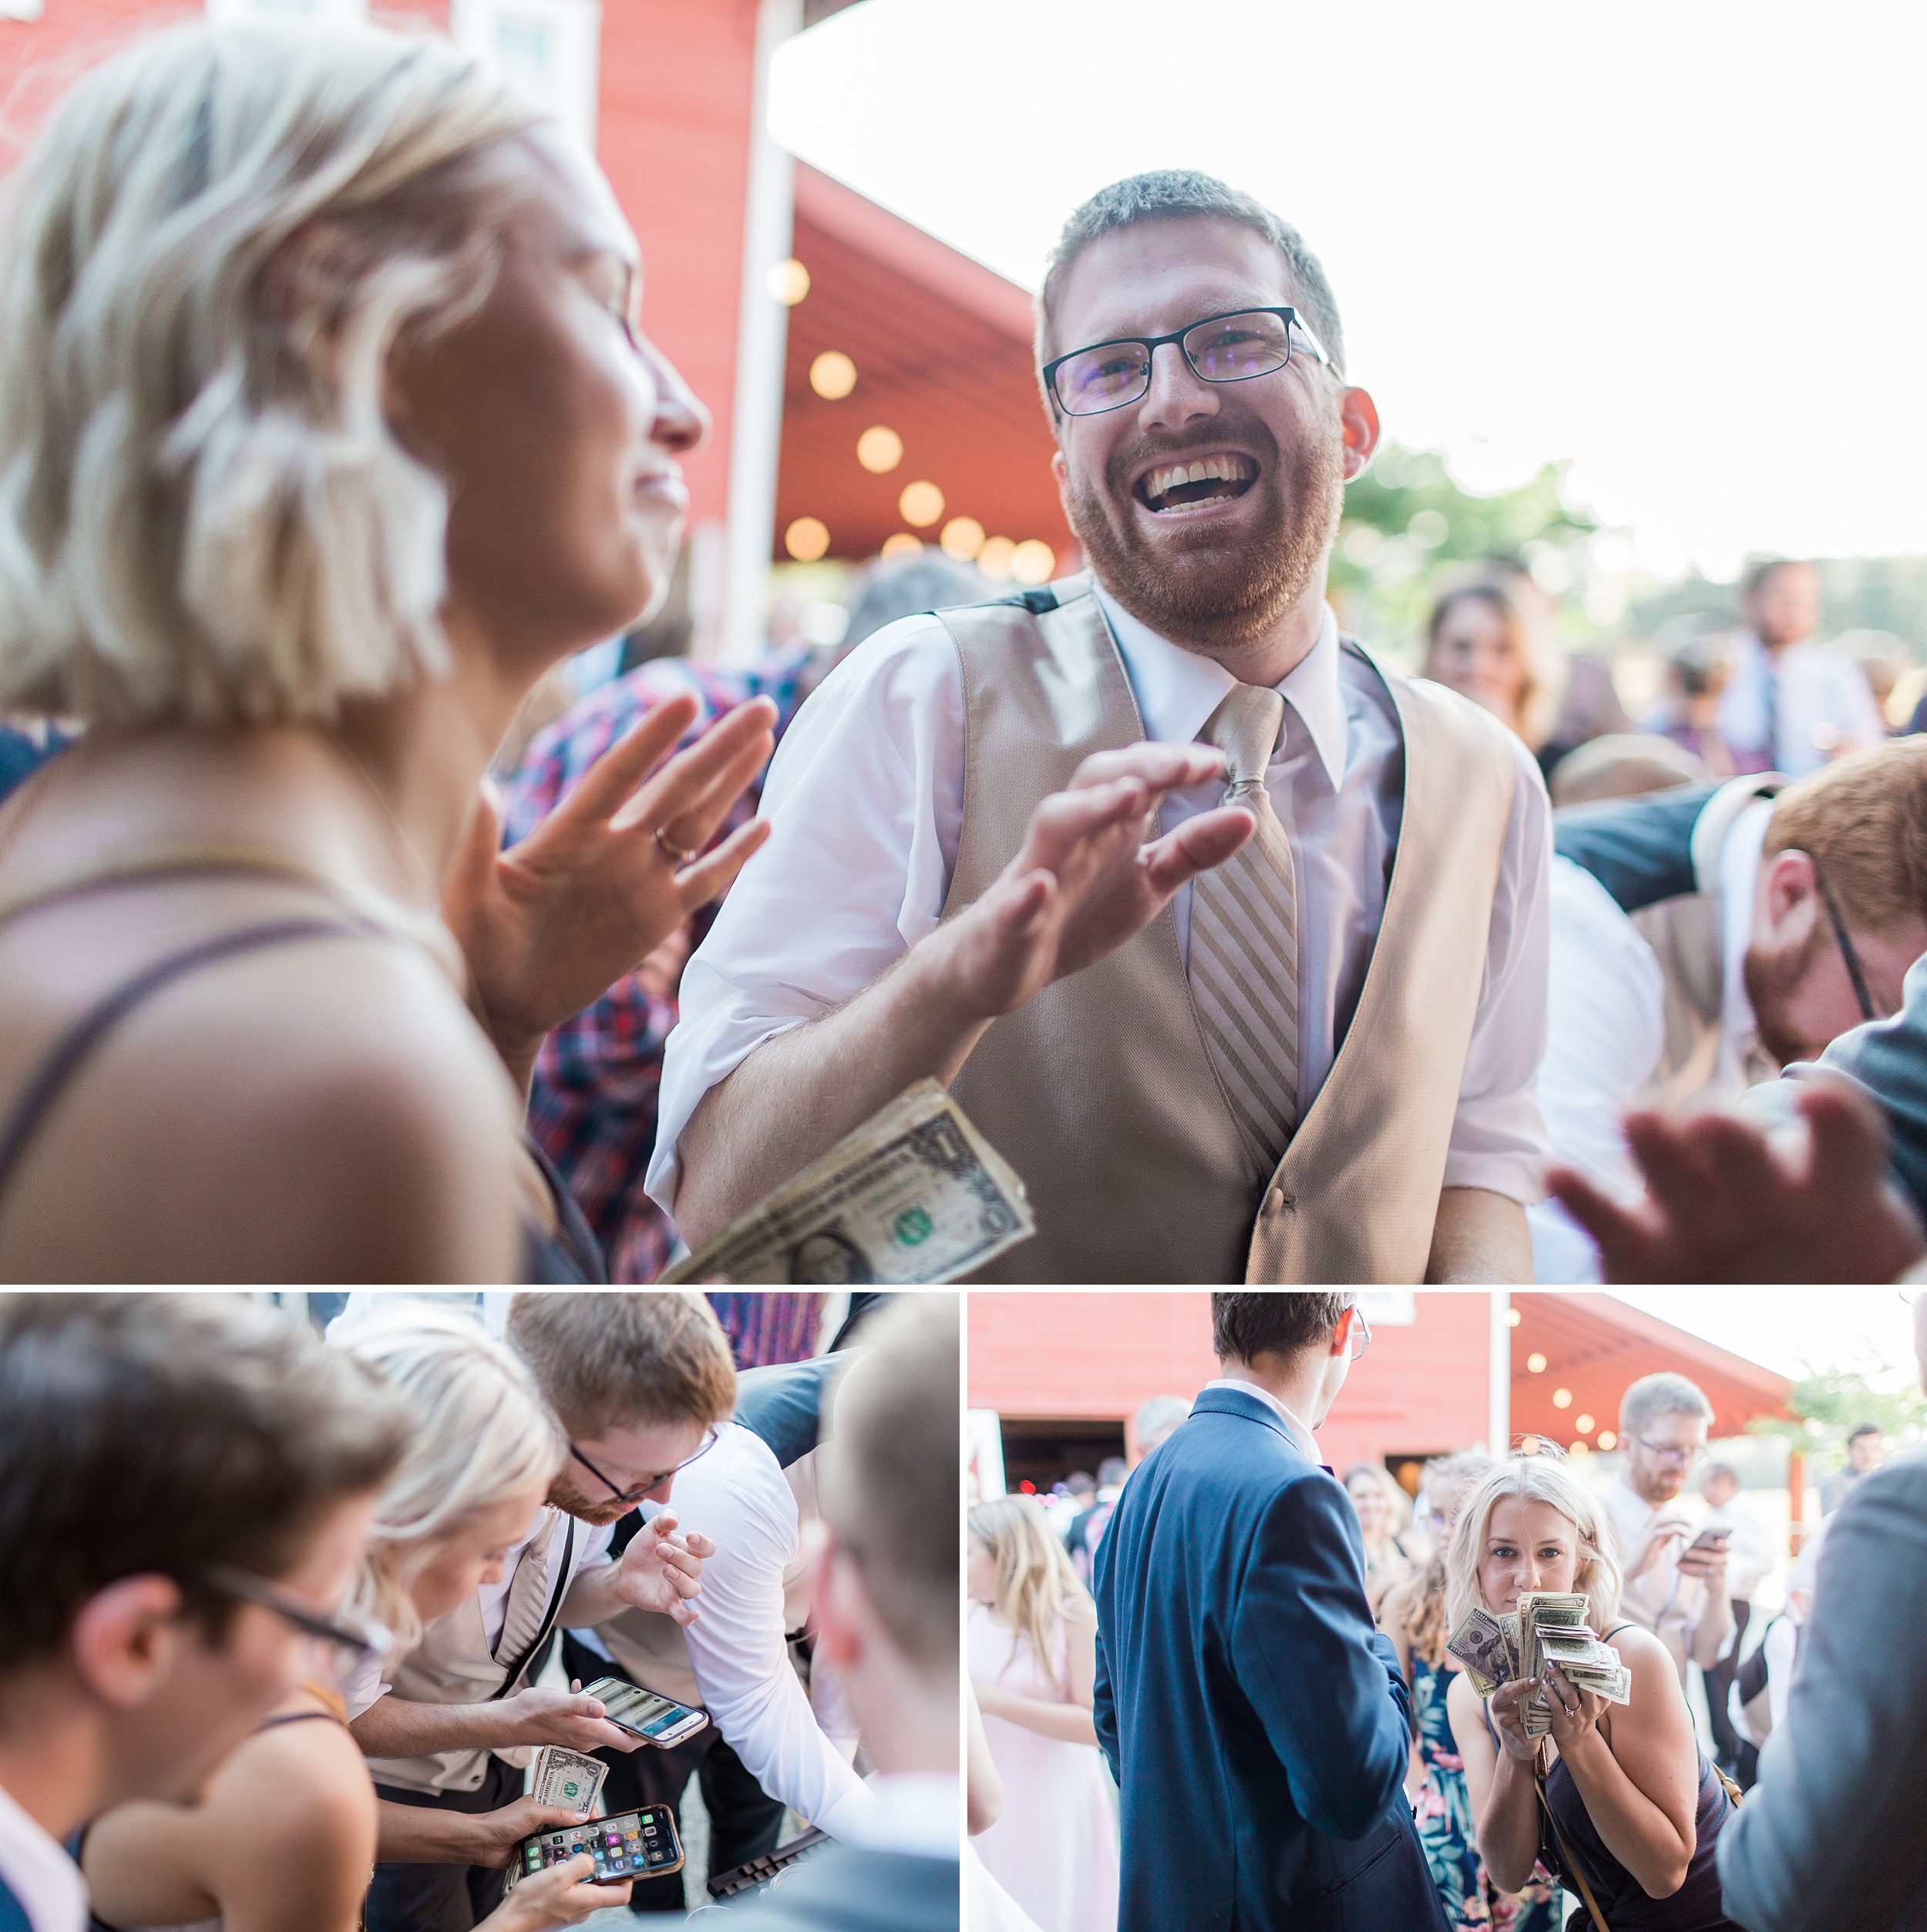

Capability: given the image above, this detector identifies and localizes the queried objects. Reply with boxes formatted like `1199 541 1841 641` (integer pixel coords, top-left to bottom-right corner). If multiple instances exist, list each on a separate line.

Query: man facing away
1602 1373 1731 1689
1091 1293 1445 1932
1717 559 1883 778
652 170 1552 1285
0 1294 410 1932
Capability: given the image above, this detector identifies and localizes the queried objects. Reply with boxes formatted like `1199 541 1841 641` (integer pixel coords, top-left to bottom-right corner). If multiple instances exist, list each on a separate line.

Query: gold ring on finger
654 826 700 867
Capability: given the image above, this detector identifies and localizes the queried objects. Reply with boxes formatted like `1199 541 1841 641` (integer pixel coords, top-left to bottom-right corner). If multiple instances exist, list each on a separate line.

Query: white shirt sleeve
1441 731 1554 1201
645 1427 873 1838
648 617 966 1213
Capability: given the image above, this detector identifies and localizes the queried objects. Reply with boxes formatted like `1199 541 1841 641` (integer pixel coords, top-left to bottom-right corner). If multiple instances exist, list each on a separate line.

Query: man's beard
1744 924 1831 1070
549 1470 637 1527
1062 412 1345 652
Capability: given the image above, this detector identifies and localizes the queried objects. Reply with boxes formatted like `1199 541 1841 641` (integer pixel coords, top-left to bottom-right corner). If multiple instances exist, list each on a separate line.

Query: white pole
718 0 802 664
1489 1289 1512 1456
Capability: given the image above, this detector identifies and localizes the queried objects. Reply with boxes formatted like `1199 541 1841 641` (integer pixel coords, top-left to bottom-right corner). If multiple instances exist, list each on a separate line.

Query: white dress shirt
567 1422 872 1839
1700 1490 1777 1604
836 1773 960 1860
650 590 1552 1211
1717 630 1885 778
1603 1473 1707 1686
0 1781 85 1932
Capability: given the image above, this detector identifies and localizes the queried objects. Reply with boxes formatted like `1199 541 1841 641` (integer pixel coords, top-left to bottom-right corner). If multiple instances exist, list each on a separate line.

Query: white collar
836 1772 960 1860
0 1778 86 1932
1202 1376 1320 1461
1092 584 1350 793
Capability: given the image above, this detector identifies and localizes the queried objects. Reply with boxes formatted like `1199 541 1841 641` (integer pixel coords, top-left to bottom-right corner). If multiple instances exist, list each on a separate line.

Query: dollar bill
1444 1606 1516 1698
531 1745 607 1816
662 1080 1034 1285
1518 1593 1596 1732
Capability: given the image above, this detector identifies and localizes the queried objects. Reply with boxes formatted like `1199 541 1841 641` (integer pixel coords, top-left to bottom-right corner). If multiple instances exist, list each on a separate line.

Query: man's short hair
1212 1292 1353 1365
1743 556 1814 600
1064 1469 1097 1493
1848 1422 1884 1443
1619 1371 1714 1442
820 1292 958 1674
1035 169 1347 381
1763 738 1927 939
0 1295 410 1669
506 1292 736 1439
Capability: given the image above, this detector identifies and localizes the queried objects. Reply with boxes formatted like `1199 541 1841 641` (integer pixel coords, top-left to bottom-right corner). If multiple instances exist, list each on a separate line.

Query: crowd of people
0 12 1923 1288
965 1295 1925 1932
0 1289 962 1932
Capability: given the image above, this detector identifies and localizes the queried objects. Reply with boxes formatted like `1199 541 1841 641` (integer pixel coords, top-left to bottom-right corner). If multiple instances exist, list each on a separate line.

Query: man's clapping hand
614 1507 713 1625
501 1683 642 1756
923 743 1253 1023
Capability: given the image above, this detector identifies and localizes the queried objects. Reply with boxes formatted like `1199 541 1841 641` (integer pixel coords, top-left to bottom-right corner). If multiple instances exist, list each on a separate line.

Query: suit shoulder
718 1848 956 1931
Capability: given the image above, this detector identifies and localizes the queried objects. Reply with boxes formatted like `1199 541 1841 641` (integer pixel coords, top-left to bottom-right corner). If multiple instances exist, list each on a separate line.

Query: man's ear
1327 1305 1358 1359
69 1575 190 1711
811 1537 865 1670
1338 385 1381 482
1760 848 1821 942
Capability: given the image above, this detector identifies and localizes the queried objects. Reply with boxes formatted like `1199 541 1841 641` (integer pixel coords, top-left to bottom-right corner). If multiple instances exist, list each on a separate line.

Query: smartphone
580 1675 711 1749
508 1805 684 1888
1687 1527 1732 1553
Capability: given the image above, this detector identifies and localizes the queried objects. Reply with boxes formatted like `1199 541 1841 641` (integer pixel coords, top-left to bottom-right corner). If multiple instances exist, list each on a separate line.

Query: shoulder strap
0 915 392 1210
491 1514 577 1699
1535 1747 1613 1932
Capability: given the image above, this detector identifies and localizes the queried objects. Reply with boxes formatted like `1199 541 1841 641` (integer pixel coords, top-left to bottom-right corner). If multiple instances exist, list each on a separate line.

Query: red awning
1512 1292 1791 1450
774 164 1076 568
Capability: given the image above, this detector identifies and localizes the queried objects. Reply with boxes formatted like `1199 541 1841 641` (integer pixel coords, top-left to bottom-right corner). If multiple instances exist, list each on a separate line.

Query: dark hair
1848 1423 1884 1443
1064 1470 1097 1494
821 1292 958 1673
0 1294 411 1670
1036 169 1346 379
1742 556 1815 599
1211 1292 1354 1363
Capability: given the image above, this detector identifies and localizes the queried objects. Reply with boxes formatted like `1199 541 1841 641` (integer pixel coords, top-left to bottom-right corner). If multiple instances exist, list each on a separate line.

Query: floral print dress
1411 1651 1562 1932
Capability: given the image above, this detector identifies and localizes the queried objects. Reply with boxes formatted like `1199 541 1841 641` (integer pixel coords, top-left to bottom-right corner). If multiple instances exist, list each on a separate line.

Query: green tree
1747 1355 1927 1477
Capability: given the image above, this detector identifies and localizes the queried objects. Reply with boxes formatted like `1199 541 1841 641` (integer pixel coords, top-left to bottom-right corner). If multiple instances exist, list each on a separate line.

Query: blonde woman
1424 582 1558 755
83 1306 612 1932
1344 1462 1419 1608
967 1497 1118 1932
0 20 776 1281
1443 1457 1744 1932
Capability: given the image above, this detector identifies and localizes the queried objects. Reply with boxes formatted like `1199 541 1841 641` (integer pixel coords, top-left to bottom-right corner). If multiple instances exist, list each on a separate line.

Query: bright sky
1604 1288 1919 1384
770 1 1927 582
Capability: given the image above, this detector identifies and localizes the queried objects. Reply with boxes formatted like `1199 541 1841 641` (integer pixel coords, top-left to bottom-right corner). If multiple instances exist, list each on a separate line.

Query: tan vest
937 575 1518 1285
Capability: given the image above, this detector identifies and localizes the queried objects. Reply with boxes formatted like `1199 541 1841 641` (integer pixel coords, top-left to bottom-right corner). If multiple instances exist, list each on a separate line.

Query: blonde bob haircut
968 1494 1089 1698
1442 1454 1623 1651
0 22 545 724
331 1302 565 1657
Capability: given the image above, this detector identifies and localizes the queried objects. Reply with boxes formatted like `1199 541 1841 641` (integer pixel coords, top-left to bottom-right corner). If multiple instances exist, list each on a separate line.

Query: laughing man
651 171 1552 1284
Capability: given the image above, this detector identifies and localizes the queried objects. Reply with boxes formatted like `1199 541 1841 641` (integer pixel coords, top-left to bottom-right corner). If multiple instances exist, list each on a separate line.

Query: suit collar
1191 1385 1322 1465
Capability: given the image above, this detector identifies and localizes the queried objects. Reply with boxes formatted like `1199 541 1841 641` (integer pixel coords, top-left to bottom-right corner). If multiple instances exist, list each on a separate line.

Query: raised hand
929 743 1253 1021
614 1507 714 1625
1547 1071 1927 1284
445 693 777 1087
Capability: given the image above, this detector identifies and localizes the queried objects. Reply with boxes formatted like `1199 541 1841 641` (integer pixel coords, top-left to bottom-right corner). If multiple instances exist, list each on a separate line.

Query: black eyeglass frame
196 1562 382 1667
1041 306 1333 419
570 1426 720 1509
1814 869 1878 1023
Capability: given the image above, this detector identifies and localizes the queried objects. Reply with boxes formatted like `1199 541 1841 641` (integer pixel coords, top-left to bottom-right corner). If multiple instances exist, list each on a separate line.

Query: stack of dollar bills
1446 1591 1630 1735
531 1744 607 1816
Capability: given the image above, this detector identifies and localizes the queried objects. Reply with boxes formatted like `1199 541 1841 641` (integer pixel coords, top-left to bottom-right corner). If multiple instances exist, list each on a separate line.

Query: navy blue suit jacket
1092 1387 1448 1932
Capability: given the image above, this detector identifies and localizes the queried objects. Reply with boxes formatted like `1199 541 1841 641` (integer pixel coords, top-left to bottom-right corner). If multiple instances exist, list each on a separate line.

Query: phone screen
519 1806 681 1884
592 1678 700 1739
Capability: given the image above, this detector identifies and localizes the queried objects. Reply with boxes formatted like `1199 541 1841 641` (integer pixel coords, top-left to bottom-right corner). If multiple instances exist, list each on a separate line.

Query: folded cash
662 1080 1034 1285
1444 1605 1515 1699
531 1744 607 1816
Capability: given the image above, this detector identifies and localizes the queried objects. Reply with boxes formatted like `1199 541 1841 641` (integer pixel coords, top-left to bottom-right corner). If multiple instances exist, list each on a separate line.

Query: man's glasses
1816 869 1878 1023
197 1563 392 1685
1345 1302 1373 1362
1634 1436 1703 1467
1041 306 1331 418
570 1426 719 1508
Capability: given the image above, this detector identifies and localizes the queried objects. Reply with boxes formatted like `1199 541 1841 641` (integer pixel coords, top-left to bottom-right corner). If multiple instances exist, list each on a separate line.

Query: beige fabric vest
364 1507 572 1796
937 574 1518 1285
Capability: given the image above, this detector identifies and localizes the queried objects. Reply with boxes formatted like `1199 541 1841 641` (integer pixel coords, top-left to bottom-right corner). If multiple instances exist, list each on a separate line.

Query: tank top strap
0 912 398 1210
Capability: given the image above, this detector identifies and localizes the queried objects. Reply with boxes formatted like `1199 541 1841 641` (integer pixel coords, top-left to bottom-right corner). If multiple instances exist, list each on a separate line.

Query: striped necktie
1188 683 1301 1172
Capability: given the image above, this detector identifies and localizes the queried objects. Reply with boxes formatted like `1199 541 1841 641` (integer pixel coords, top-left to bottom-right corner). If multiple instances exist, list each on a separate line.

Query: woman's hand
445 692 777 1090
971 1681 1013 1722
486 1854 629 1932
1488 1678 1543 1765
1539 1662 1606 1757
466 1799 601 1867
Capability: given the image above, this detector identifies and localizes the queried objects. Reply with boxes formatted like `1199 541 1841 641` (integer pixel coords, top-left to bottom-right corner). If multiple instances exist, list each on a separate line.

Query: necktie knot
1202 684 1285 800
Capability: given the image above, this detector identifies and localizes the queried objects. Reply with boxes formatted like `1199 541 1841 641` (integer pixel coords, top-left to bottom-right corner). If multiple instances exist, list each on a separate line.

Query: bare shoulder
1444 1666 1484 1737
1060 1591 1098 1631
202 1715 376 1880
1605 1621 1676 1680
5 931 523 1279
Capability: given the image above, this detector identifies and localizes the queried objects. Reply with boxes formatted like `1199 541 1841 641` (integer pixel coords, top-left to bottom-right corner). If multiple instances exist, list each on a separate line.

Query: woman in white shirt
85 1309 616 1932
967 1498 1118 1932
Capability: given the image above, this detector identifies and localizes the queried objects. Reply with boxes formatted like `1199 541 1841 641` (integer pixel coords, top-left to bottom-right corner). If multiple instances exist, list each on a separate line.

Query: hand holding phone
579 1676 709 1749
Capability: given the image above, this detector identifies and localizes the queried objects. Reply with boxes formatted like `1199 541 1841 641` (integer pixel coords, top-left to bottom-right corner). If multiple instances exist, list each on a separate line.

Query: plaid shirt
501 648 812 1282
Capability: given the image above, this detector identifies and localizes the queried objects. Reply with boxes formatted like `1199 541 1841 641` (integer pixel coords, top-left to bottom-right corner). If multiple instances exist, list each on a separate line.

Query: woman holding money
83 1306 619 1932
1442 1457 1744 1932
